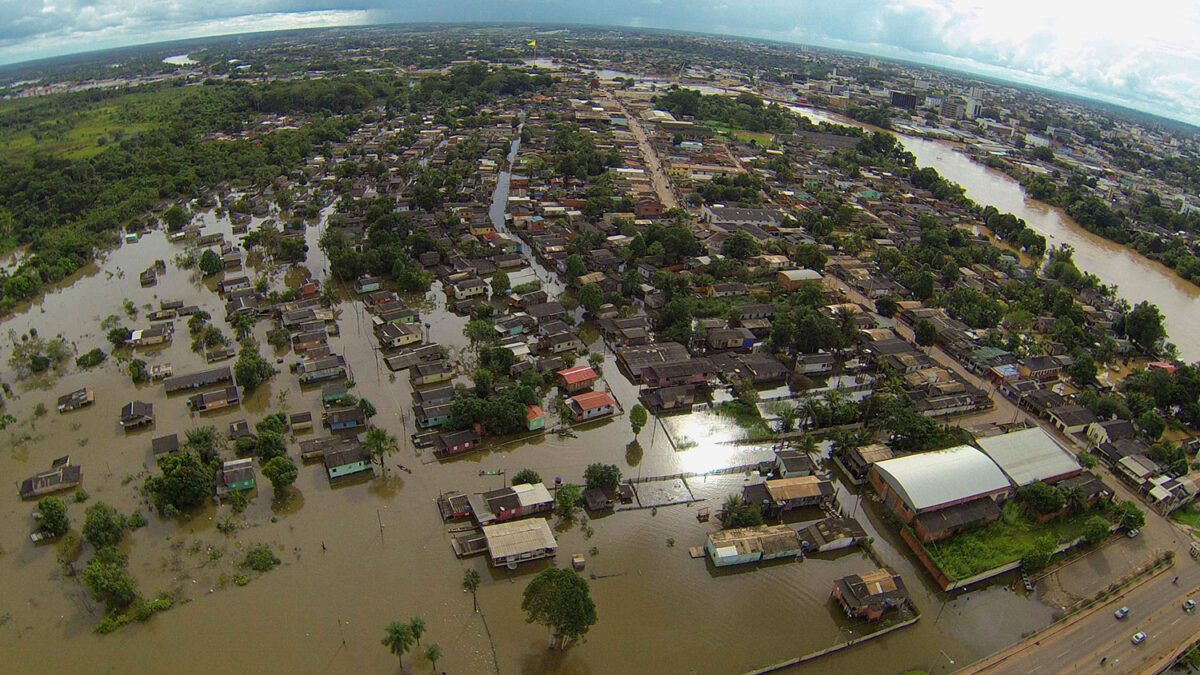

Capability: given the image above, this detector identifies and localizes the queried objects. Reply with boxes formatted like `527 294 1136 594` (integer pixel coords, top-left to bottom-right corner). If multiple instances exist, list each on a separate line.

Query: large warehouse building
870 445 1012 543
975 427 1082 487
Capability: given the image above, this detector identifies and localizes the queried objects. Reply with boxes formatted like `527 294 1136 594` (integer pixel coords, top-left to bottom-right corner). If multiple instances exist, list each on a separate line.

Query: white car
1131 632 1147 645
1114 606 1131 619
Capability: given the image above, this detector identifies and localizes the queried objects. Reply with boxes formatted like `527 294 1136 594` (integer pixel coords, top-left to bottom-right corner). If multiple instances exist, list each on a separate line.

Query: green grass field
0 90 166 159
925 500 1105 580
1172 506 1200 528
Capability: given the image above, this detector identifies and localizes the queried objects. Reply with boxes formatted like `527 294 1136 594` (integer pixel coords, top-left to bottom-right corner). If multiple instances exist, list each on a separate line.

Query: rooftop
872 445 1011 511
483 518 557 559
976 427 1081 487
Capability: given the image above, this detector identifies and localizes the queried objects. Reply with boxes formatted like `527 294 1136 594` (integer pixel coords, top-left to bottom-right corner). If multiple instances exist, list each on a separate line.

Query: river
784 104 1200 361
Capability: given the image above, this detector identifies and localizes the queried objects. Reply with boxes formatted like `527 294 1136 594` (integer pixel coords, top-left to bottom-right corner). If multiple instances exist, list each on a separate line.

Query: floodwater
0 158 1060 674
785 104 1200 362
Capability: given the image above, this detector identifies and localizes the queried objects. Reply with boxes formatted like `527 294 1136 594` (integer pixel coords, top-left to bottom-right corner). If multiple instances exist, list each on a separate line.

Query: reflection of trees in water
625 440 642 467
367 474 404 500
270 487 305 516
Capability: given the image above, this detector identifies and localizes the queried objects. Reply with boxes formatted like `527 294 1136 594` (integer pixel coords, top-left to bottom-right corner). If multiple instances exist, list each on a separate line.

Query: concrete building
870 445 1012 543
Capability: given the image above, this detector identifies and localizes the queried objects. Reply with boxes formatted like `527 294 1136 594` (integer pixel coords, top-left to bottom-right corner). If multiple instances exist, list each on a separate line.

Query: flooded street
1 134 1067 675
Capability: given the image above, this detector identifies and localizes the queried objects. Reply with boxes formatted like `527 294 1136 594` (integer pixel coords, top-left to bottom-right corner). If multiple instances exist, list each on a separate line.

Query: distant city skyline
3 1 1198 126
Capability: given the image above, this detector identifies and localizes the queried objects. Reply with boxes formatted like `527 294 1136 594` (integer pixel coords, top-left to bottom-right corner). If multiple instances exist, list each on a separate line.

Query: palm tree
833 305 859 345
408 616 426 645
232 312 257 342
381 621 414 666
320 283 339 308
363 427 398 474
424 643 443 671
720 494 745 525
462 568 481 613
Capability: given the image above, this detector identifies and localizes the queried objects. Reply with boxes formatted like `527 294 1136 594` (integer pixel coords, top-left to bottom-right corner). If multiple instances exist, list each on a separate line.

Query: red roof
557 365 598 385
571 391 616 411
526 404 545 421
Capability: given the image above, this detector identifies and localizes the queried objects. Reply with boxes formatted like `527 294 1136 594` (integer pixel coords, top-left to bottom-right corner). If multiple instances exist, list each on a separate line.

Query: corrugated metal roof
873 445 1010 511
512 482 553 507
483 519 557 559
976 428 1080 487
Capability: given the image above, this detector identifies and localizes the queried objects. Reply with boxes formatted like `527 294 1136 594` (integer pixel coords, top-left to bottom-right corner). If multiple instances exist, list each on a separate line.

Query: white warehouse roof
872 445 1010 512
976 428 1081 487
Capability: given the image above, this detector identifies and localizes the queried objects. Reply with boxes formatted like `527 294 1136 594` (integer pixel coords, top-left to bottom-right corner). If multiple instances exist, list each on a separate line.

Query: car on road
1114 606 1131 619
1185 599 1196 613
1127 528 1140 538
1132 632 1147 645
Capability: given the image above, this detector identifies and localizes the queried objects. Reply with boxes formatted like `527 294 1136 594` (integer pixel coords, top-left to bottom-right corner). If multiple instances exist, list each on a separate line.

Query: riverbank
778 100 1200 361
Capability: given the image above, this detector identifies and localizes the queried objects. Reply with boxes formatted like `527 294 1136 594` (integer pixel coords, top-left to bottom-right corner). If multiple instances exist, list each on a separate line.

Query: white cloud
0 1 1197 125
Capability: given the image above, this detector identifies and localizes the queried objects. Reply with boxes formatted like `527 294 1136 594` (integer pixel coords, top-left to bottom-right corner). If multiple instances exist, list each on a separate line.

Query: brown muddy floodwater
789 104 1200 362
0 186 1054 675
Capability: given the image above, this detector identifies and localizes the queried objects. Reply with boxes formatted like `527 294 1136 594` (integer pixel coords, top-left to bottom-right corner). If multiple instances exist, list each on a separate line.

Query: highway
961 568 1200 674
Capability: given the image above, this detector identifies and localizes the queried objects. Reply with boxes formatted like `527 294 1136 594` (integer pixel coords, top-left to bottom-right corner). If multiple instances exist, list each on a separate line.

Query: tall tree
629 404 648 439
381 621 414 666
37 496 70 536
424 644 443 671
262 456 298 490
521 568 598 649
408 616 426 645
1124 301 1166 353
462 568 481 613
363 427 398 473
82 502 125 549
231 312 258 342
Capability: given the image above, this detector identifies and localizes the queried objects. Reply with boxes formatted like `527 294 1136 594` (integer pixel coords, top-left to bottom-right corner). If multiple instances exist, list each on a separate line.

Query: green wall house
324 446 371 479
217 458 255 494
526 404 546 431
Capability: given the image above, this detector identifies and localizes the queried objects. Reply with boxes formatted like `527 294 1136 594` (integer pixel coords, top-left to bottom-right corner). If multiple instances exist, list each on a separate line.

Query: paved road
613 95 679 209
960 569 1200 674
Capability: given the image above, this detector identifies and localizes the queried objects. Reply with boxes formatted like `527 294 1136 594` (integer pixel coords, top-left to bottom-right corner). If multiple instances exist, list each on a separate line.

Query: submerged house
832 568 908 620
299 355 348 384
324 406 366 431
435 429 480 455
482 518 558 568
19 457 82 499
411 360 454 386
120 401 154 429
186 386 241 412
743 477 836 515
215 458 255 495
163 367 233 393
324 444 372 479
566 391 617 421
468 482 555 526
705 525 803 567
57 388 94 413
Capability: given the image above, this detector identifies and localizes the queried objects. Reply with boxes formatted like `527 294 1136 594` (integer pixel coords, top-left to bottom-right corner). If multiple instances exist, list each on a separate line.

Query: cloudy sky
3 1 1199 125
